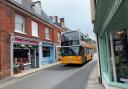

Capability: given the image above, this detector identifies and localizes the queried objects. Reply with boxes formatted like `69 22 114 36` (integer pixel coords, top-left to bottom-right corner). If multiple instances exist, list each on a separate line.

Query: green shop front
94 0 128 89
42 42 55 65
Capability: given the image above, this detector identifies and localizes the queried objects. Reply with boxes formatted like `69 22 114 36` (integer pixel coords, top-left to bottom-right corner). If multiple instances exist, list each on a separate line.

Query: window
13 49 30 64
32 21 38 37
61 46 84 56
45 27 50 39
58 32 61 42
111 29 128 83
15 0 22 4
15 14 25 33
43 47 50 57
86 48 92 54
61 31 80 46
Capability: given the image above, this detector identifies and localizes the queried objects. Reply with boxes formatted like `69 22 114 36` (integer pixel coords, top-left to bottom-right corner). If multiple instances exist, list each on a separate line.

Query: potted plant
13 64 20 74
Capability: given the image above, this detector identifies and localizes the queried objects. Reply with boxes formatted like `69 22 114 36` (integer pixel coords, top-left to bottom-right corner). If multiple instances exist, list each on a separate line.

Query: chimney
32 1 42 15
49 16 58 23
55 16 58 23
60 18 65 28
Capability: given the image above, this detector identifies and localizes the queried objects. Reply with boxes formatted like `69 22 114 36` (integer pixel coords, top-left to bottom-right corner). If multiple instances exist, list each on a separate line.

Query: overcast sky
32 0 96 40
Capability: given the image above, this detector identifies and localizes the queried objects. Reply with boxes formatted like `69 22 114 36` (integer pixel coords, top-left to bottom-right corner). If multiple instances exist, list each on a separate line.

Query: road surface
0 60 97 89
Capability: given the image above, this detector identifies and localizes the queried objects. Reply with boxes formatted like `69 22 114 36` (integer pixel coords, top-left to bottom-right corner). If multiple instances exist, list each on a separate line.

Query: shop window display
13 48 30 74
13 43 38 74
112 29 128 83
14 49 30 64
43 46 50 57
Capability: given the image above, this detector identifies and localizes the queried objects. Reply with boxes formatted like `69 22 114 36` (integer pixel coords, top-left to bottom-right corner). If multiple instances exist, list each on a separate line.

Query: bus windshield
60 46 83 56
61 31 80 46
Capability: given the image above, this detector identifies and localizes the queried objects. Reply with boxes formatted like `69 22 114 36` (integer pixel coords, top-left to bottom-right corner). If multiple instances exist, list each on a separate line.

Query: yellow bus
60 31 95 64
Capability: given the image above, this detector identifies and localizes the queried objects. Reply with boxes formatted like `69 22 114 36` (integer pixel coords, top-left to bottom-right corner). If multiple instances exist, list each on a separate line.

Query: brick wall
0 1 63 78
0 2 14 78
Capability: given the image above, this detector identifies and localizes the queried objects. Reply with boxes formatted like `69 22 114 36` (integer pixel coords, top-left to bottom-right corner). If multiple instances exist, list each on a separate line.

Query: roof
63 26 72 31
6 0 57 27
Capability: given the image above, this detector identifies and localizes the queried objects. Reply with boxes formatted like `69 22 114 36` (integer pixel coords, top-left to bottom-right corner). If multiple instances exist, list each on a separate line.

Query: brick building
0 0 66 79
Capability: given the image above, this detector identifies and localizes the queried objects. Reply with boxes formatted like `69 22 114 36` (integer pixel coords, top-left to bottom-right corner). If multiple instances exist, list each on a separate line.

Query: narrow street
0 60 97 89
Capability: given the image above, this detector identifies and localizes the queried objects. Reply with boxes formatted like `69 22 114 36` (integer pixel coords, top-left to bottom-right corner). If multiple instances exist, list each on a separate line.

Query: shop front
10 36 40 74
42 42 55 65
97 29 128 89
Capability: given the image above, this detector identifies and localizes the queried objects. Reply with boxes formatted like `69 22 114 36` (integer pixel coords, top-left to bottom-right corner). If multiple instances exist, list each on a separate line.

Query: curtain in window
15 14 25 32
32 21 38 37
45 27 50 39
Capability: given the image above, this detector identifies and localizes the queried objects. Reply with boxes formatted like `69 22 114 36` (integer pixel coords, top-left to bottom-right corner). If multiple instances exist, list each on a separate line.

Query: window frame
45 27 50 40
31 21 39 37
15 14 25 34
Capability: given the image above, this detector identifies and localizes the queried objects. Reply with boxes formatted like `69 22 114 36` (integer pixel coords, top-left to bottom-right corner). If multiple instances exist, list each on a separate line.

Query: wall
0 2 14 78
0 1 62 78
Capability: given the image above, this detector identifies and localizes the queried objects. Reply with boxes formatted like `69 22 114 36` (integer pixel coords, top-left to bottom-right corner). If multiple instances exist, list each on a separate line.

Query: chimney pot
49 16 58 24
32 1 42 15
60 18 65 28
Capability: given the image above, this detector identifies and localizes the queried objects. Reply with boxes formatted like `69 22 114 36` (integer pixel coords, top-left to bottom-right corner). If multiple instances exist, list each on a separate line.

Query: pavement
85 63 105 89
0 54 105 89
85 53 105 89
0 62 60 88
13 62 60 78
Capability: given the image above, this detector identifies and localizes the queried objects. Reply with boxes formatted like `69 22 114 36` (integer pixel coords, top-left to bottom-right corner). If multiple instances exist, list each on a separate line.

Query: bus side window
79 47 84 56
87 48 91 54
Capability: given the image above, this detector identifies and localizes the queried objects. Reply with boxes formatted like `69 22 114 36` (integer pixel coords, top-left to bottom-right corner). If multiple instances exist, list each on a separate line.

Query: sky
32 0 96 40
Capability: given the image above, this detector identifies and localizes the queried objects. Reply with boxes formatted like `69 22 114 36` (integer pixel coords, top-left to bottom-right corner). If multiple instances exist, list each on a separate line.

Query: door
30 49 36 68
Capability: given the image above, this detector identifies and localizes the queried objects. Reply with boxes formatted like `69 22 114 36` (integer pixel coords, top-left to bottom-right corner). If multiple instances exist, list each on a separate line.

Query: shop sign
42 42 54 46
14 38 38 45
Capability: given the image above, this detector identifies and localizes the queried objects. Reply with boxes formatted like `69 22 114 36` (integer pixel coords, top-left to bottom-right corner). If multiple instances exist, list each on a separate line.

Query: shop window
13 44 36 65
15 14 25 33
43 47 50 57
13 49 30 64
45 27 50 40
32 21 39 37
111 29 128 83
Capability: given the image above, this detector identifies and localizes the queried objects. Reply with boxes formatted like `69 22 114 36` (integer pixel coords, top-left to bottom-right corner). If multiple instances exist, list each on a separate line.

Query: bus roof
62 30 79 35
